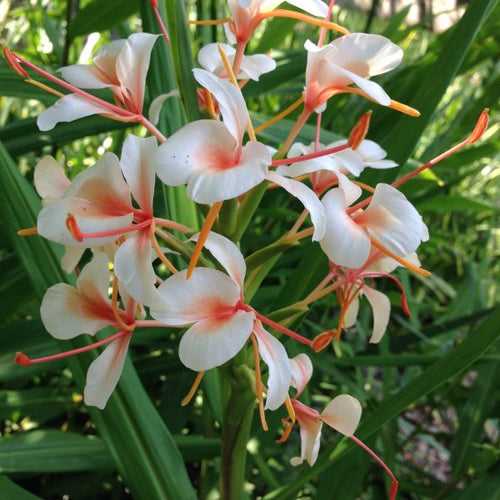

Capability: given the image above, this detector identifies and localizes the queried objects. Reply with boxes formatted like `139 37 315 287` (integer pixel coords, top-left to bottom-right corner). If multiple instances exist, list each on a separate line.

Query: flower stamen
250 333 269 432
181 370 205 406
17 226 38 237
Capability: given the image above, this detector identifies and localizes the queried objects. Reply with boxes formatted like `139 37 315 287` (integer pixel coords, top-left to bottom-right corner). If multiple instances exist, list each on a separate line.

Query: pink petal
289 353 313 398
363 285 391 344
34 156 70 201
321 394 362 436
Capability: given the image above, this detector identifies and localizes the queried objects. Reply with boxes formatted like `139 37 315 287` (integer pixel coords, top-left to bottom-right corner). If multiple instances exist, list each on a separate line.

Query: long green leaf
0 142 196 500
0 476 41 500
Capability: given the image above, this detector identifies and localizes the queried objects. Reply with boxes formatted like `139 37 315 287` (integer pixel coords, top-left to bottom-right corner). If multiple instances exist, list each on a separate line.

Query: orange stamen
255 96 305 134
181 371 205 406
312 330 334 352
353 181 375 193
187 201 223 279
25 78 64 98
259 10 349 35
111 276 135 332
277 418 295 443
348 111 372 149
188 17 230 26
17 226 38 237
150 229 177 274
251 333 269 432
370 237 431 277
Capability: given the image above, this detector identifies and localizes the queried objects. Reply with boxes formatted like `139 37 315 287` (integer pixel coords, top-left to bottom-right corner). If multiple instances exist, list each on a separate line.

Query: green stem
221 364 256 500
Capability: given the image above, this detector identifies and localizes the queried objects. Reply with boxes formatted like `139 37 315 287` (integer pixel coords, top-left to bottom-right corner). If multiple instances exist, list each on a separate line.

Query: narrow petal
336 171 362 206
238 53 276 81
116 33 159 113
37 94 111 132
59 64 110 89
362 183 429 257
344 293 360 328
84 334 131 409
291 402 323 466
154 120 238 188
321 394 362 436
77 252 111 301
188 140 270 204
191 231 246 289
61 246 85 273
320 188 371 268
151 268 241 326
198 43 235 74
179 310 255 371
34 156 70 200
148 90 180 125
254 322 292 411
114 230 158 306
363 285 391 344
267 172 326 241
290 353 313 398
120 135 157 213
193 68 249 143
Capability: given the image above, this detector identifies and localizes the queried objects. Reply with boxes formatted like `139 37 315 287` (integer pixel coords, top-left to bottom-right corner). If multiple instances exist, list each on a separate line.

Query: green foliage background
0 0 498 498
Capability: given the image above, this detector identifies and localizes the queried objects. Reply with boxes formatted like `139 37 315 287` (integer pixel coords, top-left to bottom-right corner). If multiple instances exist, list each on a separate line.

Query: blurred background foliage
0 0 499 499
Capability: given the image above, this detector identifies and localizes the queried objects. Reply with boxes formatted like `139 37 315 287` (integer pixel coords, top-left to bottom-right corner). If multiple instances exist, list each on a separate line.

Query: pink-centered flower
38 33 158 131
38 253 134 409
225 0 328 45
278 138 398 198
155 69 326 240
198 42 276 81
320 183 429 269
151 231 294 410
304 33 403 113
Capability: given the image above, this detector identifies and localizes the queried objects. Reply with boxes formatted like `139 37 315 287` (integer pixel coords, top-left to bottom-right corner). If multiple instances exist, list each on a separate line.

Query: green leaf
416 194 497 214
68 0 141 39
0 142 196 500
0 476 42 500
264 306 500 499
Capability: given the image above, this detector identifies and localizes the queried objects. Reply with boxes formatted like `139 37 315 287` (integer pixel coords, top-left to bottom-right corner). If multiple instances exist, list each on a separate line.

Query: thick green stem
221 364 255 500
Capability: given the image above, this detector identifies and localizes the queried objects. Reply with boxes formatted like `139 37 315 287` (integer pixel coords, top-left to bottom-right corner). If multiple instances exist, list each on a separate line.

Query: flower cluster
6 0 488 496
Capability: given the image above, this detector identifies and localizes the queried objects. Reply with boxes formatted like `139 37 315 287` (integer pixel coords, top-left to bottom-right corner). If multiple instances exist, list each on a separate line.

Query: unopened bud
467 108 489 145
348 111 372 150
312 331 334 352
15 352 31 366
3 47 29 78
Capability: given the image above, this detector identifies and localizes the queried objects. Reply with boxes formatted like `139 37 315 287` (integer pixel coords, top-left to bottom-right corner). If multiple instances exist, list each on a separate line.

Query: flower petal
188 140 270 204
336 171 362 206
320 188 371 268
154 119 238 188
37 94 110 132
191 231 246 289
116 33 159 113
238 53 276 81
363 285 391 344
198 43 235 74
363 183 429 257
254 322 291 410
34 156 70 200
321 394 362 436
61 246 85 273
344 292 360 329
114 229 158 306
290 353 313 398
179 310 255 371
291 401 323 466
193 68 249 143
120 135 157 213
151 268 241 326
148 90 180 125
267 172 325 241
84 333 131 409
59 64 111 89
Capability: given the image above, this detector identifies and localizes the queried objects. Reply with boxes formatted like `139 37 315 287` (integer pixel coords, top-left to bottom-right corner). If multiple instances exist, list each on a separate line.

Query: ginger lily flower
303 33 418 116
198 42 276 81
150 232 311 410
154 69 325 239
320 183 429 271
38 34 159 131
17 253 135 409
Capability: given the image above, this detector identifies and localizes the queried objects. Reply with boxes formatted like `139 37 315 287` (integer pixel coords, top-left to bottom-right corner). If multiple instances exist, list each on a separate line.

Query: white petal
363 184 429 257
59 64 110 89
120 135 157 213
356 139 388 162
93 39 125 81
148 90 180 125
151 268 241 326
188 140 270 204
292 403 323 466
37 94 110 131
363 285 391 344
238 53 276 81
61 246 85 273
254 322 291 410
198 43 235 74
336 171 362 206
116 33 159 113
290 353 313 397
193 68 249 143
267 172 325 241
320 188 371 268
154 120 238 187
84 334 131 409
34 156 70 200
191 231 246 288
40 284 111 340
179 310 255 371
321 394 362 436
114 230 158 306
344 293 360 328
